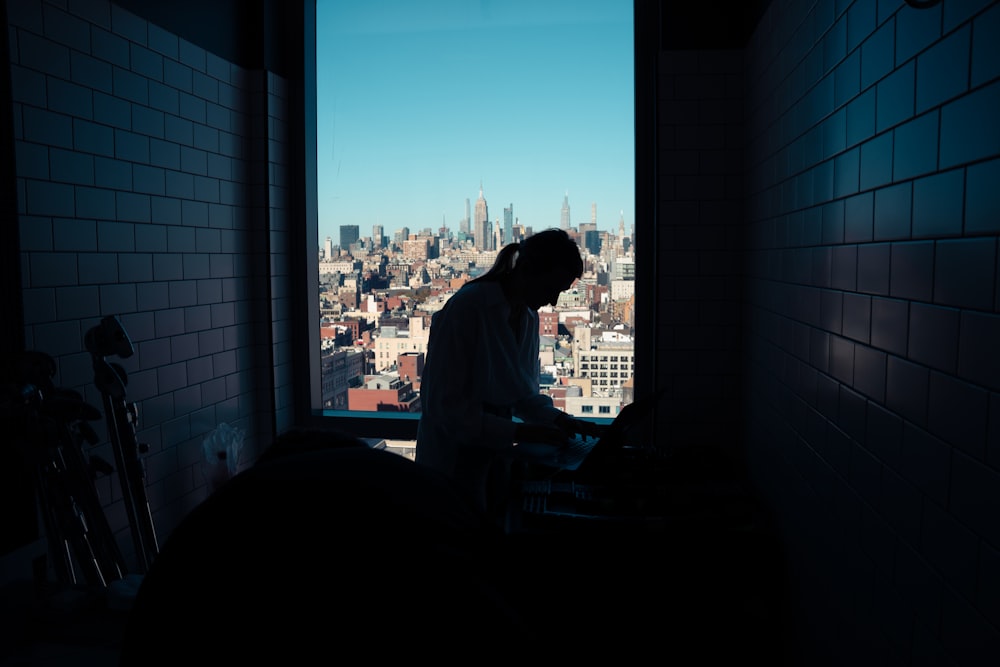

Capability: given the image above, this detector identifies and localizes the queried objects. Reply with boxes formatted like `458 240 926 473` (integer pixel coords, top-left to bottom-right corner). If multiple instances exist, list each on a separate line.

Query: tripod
86 315 160 574
7 350 127 588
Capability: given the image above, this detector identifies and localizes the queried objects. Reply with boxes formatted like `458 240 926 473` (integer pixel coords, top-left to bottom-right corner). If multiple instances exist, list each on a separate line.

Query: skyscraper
620 210 631 252
560 192 571 230
503 204 513 247
460 198 471 235
394 227 410 246
579 221 597 249
474 183 489 251
372 224 383 249
324 236 333 259
339 224 360 250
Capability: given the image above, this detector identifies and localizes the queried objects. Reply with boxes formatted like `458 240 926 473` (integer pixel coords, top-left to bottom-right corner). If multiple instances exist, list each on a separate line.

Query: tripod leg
64 429 129 582
125 401 160 562
104 394 158 572
58 538 78 586
91 340 160 573
35 465 77 586
66 497 108 588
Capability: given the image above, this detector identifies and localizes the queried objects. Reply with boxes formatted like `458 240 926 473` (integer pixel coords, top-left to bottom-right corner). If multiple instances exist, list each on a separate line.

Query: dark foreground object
120 438 785 663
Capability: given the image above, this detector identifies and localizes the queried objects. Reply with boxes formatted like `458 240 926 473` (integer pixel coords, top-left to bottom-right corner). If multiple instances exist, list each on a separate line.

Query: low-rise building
347 374 420 412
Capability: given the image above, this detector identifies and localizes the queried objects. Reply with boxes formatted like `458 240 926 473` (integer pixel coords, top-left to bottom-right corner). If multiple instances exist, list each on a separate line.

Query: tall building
503 204 513 247
560 191 571 230
372 224 383 249
477 218 493 252
324 236 333 259
460 198 471 235
474 183 490 251
339 224 359 250
591 202 597 227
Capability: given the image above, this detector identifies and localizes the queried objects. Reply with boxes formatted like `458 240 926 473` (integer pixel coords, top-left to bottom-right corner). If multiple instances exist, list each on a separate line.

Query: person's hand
514 422 568 447
554 414 605 440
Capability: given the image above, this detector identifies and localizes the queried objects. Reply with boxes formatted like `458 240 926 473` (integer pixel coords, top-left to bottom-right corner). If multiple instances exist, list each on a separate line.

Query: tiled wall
6 0 291 572
743 0 1000 663
654 49 746 452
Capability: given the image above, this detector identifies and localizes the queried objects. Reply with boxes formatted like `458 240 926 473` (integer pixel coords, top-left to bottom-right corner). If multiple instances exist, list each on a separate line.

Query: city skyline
315 0 635 243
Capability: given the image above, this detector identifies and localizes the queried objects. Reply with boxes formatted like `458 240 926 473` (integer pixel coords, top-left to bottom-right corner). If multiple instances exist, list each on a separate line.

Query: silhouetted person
415 228 604 524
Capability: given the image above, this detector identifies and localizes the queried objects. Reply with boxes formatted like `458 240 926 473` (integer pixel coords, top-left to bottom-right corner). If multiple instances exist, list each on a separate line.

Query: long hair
469 228 583 285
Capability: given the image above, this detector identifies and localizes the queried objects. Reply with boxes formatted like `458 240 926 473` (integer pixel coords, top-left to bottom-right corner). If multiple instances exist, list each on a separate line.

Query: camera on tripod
6 349 125 589
85 314 134 360
85 315 159 574
10 315 161 594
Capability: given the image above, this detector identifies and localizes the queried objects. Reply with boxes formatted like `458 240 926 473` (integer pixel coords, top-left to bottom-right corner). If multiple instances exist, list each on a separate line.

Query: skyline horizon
317 186 634 246
315 0 635 243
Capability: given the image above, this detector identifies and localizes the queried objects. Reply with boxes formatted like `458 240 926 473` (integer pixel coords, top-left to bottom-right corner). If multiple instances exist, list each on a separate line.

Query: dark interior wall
653 47 746 453
1 0 33 557
113 0 302 80
743 0 1000 664
1 0 303 580
660 0 771 50
647 0 762 457
112 0 264 70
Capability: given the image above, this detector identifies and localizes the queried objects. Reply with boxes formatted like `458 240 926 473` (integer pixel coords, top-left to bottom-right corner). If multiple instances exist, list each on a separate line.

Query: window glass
313 0 635 447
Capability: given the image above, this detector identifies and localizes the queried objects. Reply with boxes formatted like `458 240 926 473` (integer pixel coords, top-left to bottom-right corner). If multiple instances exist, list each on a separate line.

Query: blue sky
315 0 635 243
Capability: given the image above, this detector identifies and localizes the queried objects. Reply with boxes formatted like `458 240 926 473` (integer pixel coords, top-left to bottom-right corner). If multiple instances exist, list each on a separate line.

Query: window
304 0 653 441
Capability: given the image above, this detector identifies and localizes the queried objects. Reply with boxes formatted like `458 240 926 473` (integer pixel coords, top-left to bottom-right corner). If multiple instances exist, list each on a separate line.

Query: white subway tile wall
743 0 1000 663
8 0 291 558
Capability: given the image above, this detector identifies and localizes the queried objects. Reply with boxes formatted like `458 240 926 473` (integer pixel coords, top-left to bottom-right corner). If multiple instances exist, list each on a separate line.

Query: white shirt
415 280 562 479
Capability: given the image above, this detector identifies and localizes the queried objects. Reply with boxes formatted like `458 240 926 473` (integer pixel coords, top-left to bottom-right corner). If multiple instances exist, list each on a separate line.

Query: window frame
297 0 658 440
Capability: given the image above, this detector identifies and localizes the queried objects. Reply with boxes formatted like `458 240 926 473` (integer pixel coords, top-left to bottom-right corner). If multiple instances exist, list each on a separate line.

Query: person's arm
513 423 565 446
423 298 518 451
507 309 604 442
432 377 518 453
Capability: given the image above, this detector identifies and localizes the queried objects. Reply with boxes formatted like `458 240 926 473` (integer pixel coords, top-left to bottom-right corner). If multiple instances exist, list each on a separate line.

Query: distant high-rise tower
560 192 571 230
372 224 383 249
324 236 333 259
591 202 597 227
620 211 631 252
503 204 513 247
461 198 471 235
579 220 597 242
339 224 359 250
474 183 490 251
